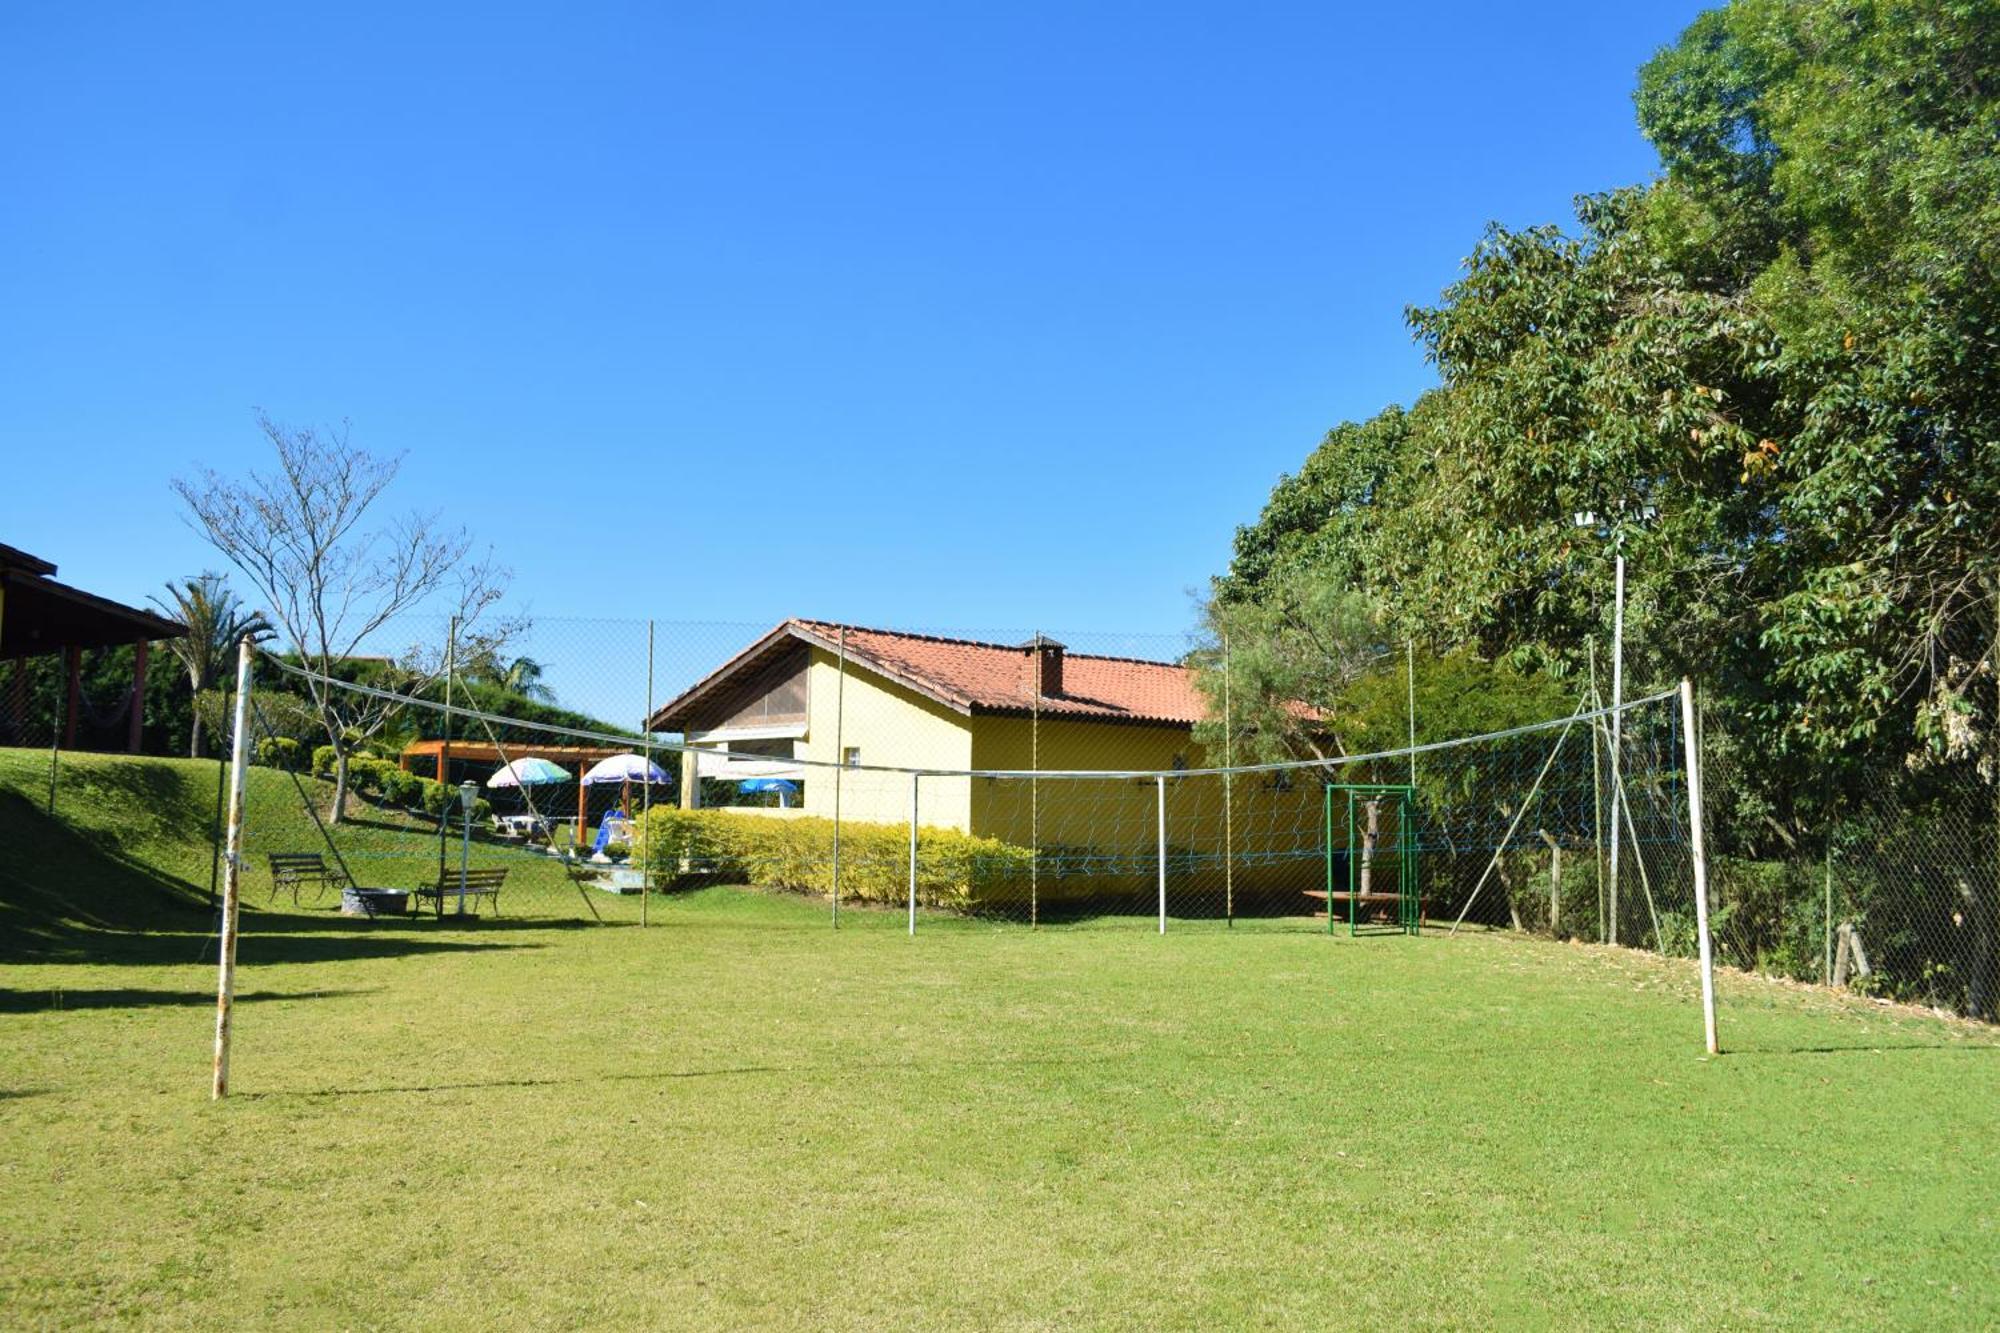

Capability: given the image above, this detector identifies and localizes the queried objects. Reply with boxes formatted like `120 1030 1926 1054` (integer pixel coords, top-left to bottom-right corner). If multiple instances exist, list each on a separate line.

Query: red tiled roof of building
794 620 1206 726
647 619 1209 731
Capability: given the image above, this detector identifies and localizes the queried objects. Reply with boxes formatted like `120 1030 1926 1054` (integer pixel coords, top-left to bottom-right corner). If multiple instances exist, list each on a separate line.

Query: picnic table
492 813 570 843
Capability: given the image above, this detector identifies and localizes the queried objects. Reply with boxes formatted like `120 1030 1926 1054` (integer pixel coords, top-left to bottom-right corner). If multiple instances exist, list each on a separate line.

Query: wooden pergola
398 738 634 782
401 738 644 840
1 543 185 752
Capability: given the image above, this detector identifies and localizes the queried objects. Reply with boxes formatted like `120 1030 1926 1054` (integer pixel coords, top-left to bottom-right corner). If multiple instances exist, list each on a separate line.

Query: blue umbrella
487 757 572 788
737 778 798 794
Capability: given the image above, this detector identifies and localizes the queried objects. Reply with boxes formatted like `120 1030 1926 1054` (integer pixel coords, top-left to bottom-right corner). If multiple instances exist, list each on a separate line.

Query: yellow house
647 620 1325 902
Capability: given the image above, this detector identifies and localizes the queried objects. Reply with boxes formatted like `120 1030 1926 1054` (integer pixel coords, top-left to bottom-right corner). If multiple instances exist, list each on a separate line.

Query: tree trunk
1496 855 1525 932
189 709 205 760
331 747 351 825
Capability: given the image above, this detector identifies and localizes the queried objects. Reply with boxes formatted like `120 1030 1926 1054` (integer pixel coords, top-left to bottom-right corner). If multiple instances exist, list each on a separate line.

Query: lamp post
1574 504 1653 946
457 779 479 916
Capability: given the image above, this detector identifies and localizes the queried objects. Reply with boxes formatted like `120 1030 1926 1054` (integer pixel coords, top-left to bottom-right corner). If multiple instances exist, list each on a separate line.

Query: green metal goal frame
1323 783 1420 936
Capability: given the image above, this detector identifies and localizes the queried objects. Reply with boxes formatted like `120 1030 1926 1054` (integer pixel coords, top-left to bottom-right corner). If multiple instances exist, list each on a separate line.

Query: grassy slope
0 749 636 962
1 751 1996 1328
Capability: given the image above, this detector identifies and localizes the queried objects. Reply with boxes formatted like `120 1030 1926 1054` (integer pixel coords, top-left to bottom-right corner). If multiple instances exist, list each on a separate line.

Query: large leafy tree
1634 0 2000 769
1209 0 1998 1011
1215 0 1997 835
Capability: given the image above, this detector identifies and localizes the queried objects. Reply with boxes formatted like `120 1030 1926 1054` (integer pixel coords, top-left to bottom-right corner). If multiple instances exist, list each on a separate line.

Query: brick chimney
1020 635 1064 700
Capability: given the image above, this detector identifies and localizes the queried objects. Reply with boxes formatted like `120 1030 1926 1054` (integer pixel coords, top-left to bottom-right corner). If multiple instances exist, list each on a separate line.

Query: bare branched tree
173 411 517 821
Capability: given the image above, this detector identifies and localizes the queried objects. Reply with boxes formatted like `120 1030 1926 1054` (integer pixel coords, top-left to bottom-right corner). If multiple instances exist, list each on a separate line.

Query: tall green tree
150 572 273 757
1213 0 1997 852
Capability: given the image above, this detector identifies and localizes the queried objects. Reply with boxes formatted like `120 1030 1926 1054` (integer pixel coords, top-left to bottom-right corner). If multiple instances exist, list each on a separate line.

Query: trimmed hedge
633 807 1032 910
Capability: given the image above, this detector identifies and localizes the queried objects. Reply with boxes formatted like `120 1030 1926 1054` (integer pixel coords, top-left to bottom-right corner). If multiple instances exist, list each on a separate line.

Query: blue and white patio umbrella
580 754 672 786
487 756 573 788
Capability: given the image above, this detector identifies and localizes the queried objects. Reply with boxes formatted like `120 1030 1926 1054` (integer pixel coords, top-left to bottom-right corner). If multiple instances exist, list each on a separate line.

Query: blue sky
2 1 1698 680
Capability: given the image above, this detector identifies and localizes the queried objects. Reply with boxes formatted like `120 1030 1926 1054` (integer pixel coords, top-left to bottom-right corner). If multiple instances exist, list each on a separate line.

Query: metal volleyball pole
210 636 255 1099
908 772 919 936
1680 678 1719 1054
1157 775 1167 934
1609 548 1625 946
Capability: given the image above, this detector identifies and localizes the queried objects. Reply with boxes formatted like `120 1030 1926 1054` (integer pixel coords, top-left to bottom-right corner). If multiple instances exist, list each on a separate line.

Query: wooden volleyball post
211 636 255 1099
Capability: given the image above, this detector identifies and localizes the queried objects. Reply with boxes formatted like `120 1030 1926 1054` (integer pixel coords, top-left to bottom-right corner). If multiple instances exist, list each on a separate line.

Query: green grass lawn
3 750 1997 1328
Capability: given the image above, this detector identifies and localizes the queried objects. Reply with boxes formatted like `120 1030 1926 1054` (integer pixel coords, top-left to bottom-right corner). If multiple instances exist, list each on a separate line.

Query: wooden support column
62 647 80 749
8 656 26 736
680 748 701 809
127 640 149 752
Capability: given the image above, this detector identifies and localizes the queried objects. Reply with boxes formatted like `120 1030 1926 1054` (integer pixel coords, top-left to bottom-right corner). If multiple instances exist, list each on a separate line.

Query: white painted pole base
1680 678 1719 1055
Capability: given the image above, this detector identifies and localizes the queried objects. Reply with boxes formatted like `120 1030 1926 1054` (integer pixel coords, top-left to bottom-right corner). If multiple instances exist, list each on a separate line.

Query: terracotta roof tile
793 620 1204 726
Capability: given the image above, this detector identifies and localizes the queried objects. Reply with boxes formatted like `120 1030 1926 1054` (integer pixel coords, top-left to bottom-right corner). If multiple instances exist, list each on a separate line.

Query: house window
843 747 861 768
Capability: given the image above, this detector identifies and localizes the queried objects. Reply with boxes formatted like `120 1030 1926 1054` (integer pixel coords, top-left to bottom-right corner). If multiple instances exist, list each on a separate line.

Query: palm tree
151 573 273 757
498 655 555 702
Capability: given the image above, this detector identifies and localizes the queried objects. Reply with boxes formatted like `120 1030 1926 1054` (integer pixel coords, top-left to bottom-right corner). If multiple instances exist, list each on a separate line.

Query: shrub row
633 807 1032 909
306 745 490 822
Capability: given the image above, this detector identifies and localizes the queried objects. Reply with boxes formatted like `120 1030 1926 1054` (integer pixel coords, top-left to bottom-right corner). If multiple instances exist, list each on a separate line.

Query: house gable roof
0 542 186 657
646 619 1206 733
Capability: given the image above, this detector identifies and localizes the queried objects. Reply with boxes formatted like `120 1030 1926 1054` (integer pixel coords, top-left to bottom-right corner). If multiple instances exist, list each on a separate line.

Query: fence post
211 636 255 1099
1406 637 1418 787
1157 775 1167 934
1680 678 1718 1055
438 617 456 888
642 619 654 929
1588 638 1605 943
832 627 846 928
908 772 919 936
1223 633 1233 928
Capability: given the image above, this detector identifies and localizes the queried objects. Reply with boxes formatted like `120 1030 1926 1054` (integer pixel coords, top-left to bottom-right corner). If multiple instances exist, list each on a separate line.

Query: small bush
633 808 1032 909
420 779 454 816
256 737 304 771
346 756 392 794
380 770 423 808
312 744 338 778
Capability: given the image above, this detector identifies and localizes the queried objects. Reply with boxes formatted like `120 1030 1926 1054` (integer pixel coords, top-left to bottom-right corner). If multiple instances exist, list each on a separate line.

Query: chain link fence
7 612 1994 1021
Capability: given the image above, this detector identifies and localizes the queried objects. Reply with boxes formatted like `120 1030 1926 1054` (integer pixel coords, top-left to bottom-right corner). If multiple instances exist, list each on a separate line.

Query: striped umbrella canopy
487 757 573 788
581 753 671 786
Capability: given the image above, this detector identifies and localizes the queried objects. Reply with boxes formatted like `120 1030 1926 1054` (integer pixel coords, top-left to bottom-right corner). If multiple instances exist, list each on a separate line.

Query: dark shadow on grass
15 926 539 968
1723 1041 1999 1056
236 911 607 935
244 1051 1134 1101
0 985 380 1013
